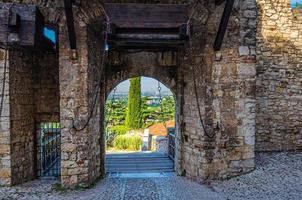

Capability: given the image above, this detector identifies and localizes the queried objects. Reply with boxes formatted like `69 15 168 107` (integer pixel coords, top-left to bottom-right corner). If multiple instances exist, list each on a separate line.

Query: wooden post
213 0 235 51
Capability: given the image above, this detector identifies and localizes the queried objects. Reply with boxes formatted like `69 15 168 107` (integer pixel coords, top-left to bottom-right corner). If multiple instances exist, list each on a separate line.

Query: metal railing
167 127 176 160
36 122 61 179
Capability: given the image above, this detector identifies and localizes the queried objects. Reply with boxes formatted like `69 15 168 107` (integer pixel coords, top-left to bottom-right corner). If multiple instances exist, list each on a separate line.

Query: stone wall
34 52 60 123
0 49 11 186
9 51 35 185
256 0 302 151
1 0 260 187
0 46 60 187
176 0 257 181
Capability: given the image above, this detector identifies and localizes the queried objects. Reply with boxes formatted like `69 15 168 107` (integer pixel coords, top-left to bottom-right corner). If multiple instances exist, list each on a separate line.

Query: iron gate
36 122 61 179
168 127 176 160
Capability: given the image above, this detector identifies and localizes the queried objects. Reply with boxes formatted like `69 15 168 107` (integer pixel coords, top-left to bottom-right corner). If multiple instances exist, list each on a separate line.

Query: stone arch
103 52 178 97
97 51 181 174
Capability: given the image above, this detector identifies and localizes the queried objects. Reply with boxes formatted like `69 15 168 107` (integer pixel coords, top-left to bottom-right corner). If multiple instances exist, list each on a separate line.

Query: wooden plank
104 3 188 28
213 0 235 51
64 0 77 49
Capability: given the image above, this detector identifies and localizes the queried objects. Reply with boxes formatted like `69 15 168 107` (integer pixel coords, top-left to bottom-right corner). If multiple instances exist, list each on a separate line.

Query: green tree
105 98 127 126
125 77 143 129
161 96 176 121
141 95 176 127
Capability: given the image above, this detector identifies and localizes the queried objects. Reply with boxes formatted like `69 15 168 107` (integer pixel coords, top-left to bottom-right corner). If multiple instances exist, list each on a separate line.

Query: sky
44 27 56 43
114 77 171 93
291 0 302 6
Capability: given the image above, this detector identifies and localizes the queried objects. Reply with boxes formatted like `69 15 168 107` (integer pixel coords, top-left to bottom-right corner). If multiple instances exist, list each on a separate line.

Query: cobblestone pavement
211 152 302 200
0 152 302 200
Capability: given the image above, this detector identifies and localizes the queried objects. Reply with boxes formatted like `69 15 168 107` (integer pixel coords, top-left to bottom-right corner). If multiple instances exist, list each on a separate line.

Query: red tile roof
149 120 175 136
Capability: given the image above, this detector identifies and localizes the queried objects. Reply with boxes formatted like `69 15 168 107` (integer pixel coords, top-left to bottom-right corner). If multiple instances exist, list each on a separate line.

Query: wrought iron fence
36 122 61 179
168 127 176 160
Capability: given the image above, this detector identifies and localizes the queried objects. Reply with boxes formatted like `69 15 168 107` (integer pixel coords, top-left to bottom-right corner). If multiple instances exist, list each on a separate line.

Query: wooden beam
213 0 235 51
64 0 77 49
215 0 226 6
104 4 188 28
0 3 47 49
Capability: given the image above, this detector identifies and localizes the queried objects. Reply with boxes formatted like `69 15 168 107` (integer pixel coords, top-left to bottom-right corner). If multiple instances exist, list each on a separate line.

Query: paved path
106 152 174 173
0 152 302 200
0 177 223 200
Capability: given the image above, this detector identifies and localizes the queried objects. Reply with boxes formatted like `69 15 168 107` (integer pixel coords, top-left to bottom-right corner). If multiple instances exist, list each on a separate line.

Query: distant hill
107 91 173 100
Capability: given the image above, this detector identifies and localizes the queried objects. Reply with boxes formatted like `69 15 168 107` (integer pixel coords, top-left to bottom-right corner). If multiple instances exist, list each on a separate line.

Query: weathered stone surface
256 0 302 151
0 0 301 189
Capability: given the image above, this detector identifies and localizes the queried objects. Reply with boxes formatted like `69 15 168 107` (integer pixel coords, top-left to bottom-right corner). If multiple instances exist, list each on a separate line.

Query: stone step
106 158 172 164
106 152 174 173
107 169 175 173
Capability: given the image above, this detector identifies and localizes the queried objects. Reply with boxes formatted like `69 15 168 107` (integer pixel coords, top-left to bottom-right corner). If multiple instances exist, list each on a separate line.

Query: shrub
109 125 131 135
113 135 142 151
106 125 131 147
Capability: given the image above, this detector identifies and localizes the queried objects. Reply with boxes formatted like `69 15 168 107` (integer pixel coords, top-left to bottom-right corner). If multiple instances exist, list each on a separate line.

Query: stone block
237 64 256 79
0 169 11 178
239 46 250 56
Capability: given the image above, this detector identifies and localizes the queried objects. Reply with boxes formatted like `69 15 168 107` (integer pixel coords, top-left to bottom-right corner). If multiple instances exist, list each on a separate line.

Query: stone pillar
59 17 103 187
142 129 150 151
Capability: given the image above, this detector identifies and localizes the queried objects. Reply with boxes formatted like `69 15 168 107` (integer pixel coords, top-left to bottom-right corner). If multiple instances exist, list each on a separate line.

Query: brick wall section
256 0 302 151
0 50 11 186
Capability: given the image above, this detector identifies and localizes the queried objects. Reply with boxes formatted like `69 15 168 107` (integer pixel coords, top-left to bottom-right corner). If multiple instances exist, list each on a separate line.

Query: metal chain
157 81 167 128
70 6 110 132
105 87 117 143
187 1 216 139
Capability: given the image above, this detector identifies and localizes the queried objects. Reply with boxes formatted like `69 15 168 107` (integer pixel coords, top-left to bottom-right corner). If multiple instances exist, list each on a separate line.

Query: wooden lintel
213 0 235 51
64 0 77 49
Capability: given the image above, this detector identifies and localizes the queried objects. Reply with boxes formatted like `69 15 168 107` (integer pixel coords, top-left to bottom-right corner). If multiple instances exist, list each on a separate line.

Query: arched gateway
1 0 301 188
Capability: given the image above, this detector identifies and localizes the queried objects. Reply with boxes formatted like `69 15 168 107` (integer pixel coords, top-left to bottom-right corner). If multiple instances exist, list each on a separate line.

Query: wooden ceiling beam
213 0 235 51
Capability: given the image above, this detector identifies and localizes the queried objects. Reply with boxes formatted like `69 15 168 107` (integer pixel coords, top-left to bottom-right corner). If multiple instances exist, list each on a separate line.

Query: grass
113 135 142 151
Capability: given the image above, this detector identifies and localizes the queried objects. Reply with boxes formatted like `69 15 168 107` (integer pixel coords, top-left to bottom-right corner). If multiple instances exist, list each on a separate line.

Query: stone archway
100 51 181 174
58 0 256 185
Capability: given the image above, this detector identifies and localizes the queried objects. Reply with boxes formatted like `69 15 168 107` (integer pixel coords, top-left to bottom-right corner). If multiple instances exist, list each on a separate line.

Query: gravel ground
0 152 301 200
211 152 302 200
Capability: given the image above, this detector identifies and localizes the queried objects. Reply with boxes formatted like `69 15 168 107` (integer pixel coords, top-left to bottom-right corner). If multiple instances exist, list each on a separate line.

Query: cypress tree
125 77 143 129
